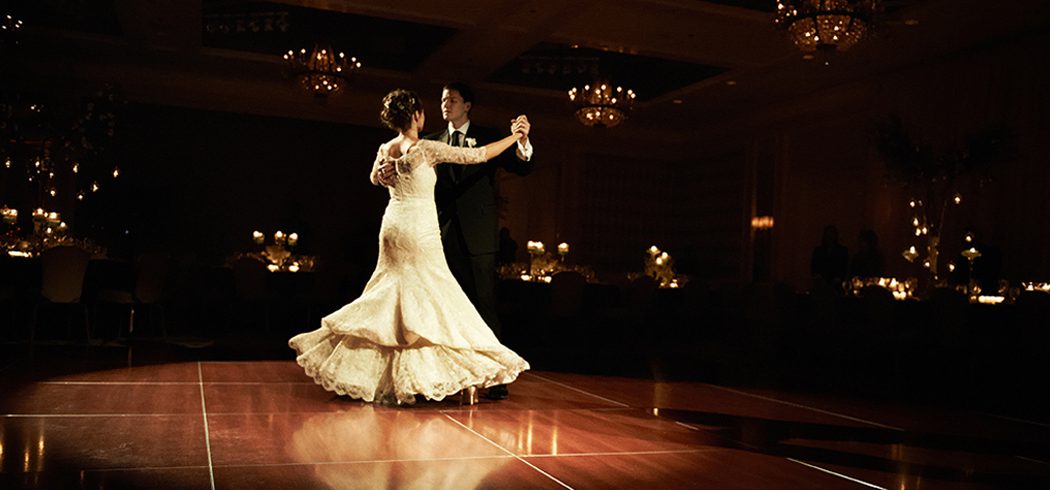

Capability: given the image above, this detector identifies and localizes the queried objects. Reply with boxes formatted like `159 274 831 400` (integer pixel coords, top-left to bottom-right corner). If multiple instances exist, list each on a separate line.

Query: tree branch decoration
875 115 1010 285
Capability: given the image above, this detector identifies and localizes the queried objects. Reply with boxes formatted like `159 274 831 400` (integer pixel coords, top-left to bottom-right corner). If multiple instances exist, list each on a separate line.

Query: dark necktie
449 130 464 179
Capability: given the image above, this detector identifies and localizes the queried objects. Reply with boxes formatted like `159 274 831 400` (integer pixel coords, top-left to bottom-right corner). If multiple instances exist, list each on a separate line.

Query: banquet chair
232 257 272 333
134 252 171 338
89 259 136 340
30 246 92 343
548 271 587 318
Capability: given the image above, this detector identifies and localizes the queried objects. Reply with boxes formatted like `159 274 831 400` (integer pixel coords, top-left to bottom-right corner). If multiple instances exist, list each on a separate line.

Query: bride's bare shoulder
377 137 403 158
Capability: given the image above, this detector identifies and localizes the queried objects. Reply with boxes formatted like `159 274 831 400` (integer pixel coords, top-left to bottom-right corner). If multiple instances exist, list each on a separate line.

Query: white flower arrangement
465 137 477 148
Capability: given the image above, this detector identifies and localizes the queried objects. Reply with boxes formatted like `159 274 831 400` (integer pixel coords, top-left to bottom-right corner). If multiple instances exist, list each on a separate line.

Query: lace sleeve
420 140 487 166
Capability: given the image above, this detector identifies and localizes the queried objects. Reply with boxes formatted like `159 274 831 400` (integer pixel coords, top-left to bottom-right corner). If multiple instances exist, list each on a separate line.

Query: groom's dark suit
426 124 533 338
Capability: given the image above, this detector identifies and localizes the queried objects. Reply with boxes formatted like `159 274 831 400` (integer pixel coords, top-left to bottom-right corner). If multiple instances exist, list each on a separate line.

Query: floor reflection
657 408 1050 489
289 406 515 489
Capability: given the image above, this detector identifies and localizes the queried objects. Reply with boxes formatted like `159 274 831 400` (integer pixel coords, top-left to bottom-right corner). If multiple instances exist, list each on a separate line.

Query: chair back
135 252 170 304
233 257 270 301
40 246 91 303
549 271 587 317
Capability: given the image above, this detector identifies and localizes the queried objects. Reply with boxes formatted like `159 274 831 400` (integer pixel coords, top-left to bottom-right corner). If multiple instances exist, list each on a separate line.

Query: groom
429 82 534 400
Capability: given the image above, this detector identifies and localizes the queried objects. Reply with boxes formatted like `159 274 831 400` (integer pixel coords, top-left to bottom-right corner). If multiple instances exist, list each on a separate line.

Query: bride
289 89 530 405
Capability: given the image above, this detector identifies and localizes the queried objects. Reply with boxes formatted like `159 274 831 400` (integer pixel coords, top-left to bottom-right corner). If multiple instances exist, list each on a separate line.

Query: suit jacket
425 123 534 255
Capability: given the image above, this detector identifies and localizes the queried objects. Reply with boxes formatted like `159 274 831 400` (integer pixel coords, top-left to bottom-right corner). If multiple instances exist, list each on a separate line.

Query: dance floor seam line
1016 456 1050 466
35 381 319 386
39 381 199 385
2 413 200 417
786 458 887 489
197 362 217 490
211 455 520 468
436 406 635 414
522 448 717 459
523 372 631 407
442 413 575 489
81 465 210 473
194 448 721 469
705 384 905 431
987 413 1050 428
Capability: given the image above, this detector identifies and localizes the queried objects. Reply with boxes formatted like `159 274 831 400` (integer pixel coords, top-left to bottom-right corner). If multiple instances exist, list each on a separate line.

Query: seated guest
851 229 885 278
811 225 849 292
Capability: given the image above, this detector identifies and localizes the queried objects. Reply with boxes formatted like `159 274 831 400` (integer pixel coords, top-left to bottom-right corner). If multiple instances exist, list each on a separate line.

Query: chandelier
567 81 635 128
282 44 361 97
773 0 876 53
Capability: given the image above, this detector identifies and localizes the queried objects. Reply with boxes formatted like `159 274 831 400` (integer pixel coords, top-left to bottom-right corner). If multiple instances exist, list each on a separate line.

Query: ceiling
5 0 1050 143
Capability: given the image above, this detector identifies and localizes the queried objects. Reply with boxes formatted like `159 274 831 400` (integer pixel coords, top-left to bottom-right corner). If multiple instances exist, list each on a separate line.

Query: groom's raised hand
510 115 530 144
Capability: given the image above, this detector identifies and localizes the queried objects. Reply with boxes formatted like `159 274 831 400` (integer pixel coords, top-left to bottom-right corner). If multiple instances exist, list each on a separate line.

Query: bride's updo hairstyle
380 89 423 131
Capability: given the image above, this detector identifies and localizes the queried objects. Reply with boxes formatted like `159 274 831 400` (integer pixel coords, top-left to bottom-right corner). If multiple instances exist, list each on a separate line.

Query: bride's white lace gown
289 140 529 404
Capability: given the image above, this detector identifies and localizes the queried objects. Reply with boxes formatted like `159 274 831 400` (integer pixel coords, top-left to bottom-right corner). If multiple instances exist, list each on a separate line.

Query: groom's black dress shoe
485 384 509 400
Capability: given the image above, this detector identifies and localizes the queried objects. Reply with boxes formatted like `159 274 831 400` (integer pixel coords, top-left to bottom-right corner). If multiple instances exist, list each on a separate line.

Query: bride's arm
478 133 523 163
426 133 524 166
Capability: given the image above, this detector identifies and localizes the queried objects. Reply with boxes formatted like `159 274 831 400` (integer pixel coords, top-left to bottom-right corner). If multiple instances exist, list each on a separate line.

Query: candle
288 233 299 246
557 242 569 255
252 231 264 244
648 245 660 256
267 264 279 272
275 231 285 244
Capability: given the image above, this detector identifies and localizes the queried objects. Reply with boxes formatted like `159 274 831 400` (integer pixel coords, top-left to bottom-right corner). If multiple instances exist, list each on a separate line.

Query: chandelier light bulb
773 0 875 53
568 78 635 128
283 43 361 97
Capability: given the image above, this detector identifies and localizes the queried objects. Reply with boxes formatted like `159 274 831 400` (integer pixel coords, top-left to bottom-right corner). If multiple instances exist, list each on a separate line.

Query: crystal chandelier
773 0 876 53
567 81 635 128
282 44 361 97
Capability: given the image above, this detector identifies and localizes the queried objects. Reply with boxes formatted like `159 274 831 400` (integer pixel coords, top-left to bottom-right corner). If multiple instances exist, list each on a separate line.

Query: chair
232 257 272 333
548 271 587 318
134 252 171 337
30 246 92 343
88 259 136 340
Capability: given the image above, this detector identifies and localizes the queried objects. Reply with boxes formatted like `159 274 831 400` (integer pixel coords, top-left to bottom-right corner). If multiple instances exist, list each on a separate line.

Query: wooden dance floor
2 352 1049 489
